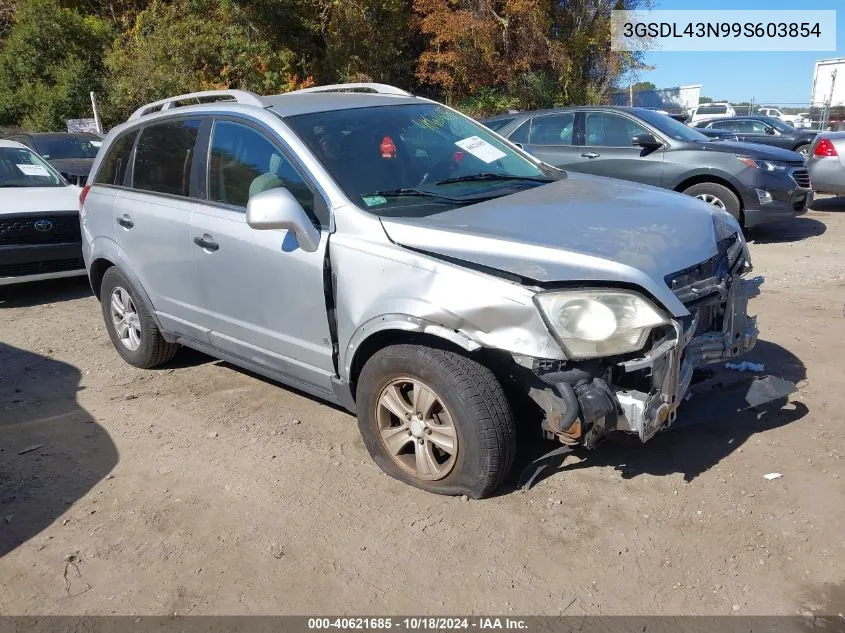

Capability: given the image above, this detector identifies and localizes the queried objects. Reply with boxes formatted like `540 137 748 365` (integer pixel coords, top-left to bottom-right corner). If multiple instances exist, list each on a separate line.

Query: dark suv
484 107 811 229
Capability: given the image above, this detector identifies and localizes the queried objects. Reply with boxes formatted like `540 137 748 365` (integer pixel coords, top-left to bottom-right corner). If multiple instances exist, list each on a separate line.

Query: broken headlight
535 290 669 359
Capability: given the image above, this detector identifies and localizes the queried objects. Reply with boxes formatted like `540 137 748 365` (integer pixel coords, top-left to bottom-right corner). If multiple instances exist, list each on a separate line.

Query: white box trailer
812 58 845 109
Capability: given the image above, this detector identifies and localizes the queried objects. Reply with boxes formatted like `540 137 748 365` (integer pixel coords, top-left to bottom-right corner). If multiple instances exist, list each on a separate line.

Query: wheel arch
345 316 486 400
674 174 745 210
88 255 170 341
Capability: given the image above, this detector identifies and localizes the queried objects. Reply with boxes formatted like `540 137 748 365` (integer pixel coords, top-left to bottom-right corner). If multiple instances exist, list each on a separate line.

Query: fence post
90 92 104 135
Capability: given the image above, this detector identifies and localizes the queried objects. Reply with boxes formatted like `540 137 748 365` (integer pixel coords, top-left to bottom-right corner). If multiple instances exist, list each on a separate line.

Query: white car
793 113 813 129
0 140 86 285
690 102 736 124
758 107 798 125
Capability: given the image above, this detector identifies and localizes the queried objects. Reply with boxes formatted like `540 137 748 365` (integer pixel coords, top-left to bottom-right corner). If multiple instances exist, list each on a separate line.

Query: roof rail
288 82 412 97
128 89 265 121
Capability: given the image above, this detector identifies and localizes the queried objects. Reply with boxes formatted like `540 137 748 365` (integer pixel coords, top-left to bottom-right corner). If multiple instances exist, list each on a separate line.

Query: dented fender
330 211 565 381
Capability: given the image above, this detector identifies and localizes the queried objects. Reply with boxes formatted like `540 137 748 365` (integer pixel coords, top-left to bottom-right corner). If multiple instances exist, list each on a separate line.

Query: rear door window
94 131 137 186
133 119 201 196
528 114 575 145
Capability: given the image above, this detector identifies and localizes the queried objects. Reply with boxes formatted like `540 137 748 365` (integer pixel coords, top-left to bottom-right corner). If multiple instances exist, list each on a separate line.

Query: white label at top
17 164 50 177
455 136 507 164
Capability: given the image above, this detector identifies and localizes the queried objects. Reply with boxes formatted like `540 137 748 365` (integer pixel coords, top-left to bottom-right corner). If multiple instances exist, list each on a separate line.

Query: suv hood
699 140 805 162
380 173 731 317
48 158 94 178
0 186 79 214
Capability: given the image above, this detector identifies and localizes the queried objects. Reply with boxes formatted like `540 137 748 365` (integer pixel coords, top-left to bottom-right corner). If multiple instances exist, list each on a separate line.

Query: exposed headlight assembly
535 290 669 359
738 157 788 172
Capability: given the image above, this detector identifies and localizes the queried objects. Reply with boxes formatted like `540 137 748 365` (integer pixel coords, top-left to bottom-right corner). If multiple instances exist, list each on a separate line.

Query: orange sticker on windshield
380 136 396 159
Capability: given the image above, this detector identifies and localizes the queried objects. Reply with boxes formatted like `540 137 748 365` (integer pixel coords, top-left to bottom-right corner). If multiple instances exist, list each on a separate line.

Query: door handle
193 236 219 252
116 215 134 229
581 152 601 159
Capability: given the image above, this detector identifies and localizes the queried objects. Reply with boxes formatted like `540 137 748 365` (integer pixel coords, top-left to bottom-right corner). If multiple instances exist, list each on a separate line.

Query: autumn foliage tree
414 0 650 115
0 0 651 129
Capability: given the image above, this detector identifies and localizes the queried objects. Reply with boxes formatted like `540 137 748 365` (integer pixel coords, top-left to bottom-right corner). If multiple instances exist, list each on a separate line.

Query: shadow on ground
505 339 808 492
0 343 118 557
0 277 92 309
749 217 827 244
810 196 845 213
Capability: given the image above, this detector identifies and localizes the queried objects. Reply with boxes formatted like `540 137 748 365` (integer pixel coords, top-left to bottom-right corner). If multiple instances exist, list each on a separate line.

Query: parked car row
484 106 811 229
5 132 101 185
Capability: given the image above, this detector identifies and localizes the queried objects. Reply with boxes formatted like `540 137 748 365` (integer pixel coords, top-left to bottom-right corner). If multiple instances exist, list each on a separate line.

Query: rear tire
683 182 743 224
100 267 177 369
356 344 516 498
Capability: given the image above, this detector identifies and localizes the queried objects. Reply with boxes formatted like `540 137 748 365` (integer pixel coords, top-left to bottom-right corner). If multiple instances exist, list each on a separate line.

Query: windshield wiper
369 188 474 203
434 172 554 186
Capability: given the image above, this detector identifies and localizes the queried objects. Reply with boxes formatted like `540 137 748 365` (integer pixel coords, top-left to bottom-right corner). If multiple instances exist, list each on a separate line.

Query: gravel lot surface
2 198 844 616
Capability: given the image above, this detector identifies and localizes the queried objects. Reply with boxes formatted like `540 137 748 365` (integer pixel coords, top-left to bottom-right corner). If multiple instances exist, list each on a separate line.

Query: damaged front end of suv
371 175 794 457
517 230 765 449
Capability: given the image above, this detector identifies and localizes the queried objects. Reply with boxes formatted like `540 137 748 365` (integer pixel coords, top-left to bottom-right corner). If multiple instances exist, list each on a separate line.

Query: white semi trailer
811 58 845 129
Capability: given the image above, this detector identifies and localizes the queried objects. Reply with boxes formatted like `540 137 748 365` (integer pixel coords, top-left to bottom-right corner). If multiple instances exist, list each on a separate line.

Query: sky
638 0 844 105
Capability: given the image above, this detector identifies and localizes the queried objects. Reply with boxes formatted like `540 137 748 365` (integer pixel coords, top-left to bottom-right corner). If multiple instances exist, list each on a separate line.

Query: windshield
697 104 729 115
32 135 101 160
0 147 64 187
482 117 516 132
635 108 711 142
285 103 559 216
757 116 796 133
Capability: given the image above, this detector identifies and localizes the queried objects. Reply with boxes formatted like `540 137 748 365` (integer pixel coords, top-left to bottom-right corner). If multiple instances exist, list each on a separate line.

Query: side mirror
513 142 524 149
246 187 320 253
632 133 663 150
765 127 777 136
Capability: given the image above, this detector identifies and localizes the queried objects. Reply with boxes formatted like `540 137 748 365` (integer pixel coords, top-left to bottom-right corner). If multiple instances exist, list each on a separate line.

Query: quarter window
509 120 530 144
528 114 575 145
94 131 137 186
133 119 201 196
584 112 647 147
208 120 316 221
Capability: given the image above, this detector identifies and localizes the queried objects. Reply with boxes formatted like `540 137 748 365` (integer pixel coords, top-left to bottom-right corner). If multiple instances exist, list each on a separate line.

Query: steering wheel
420 158 459 185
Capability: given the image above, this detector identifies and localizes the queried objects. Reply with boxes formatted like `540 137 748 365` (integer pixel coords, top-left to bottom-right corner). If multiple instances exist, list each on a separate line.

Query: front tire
683 182 743 224
794 143 811 160
100 267 178 369
356 344 516 498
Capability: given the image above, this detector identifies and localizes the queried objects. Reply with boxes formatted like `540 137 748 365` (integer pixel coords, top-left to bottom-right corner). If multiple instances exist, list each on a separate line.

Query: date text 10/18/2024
307 618 528 630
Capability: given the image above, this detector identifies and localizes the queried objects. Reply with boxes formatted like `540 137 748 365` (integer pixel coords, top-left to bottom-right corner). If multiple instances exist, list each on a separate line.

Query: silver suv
81 84 768 498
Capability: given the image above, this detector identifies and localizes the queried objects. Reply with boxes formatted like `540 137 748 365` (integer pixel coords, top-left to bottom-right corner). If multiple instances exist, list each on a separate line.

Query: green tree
0 0 113 130
102 0 307 124
632 81 656 92
699 96 713 104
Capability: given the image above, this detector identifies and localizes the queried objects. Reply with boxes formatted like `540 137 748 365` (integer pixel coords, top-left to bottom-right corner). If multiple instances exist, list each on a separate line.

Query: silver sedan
808 132 845 194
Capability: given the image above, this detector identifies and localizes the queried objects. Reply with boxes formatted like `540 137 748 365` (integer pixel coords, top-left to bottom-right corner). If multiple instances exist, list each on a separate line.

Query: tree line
0 0 649 131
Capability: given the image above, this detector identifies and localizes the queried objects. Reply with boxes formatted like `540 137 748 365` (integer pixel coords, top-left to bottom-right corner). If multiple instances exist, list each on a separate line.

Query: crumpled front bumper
613 274 763 442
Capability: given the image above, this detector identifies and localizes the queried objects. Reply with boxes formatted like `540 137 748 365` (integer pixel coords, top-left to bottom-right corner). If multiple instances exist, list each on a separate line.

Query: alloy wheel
695 193 727 210
375 377 458 481
109 286 142 351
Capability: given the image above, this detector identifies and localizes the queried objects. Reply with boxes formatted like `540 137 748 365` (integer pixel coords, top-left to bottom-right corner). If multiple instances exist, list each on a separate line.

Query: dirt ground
1 198 844 617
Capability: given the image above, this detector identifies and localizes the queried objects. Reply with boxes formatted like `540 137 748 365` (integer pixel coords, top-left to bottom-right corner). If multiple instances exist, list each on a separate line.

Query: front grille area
0 257 84 278
60 172 88 187
0 213 81 246
792 168 811 189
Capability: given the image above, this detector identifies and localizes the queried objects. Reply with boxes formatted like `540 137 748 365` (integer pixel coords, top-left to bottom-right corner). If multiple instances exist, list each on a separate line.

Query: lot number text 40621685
307 618 528 630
